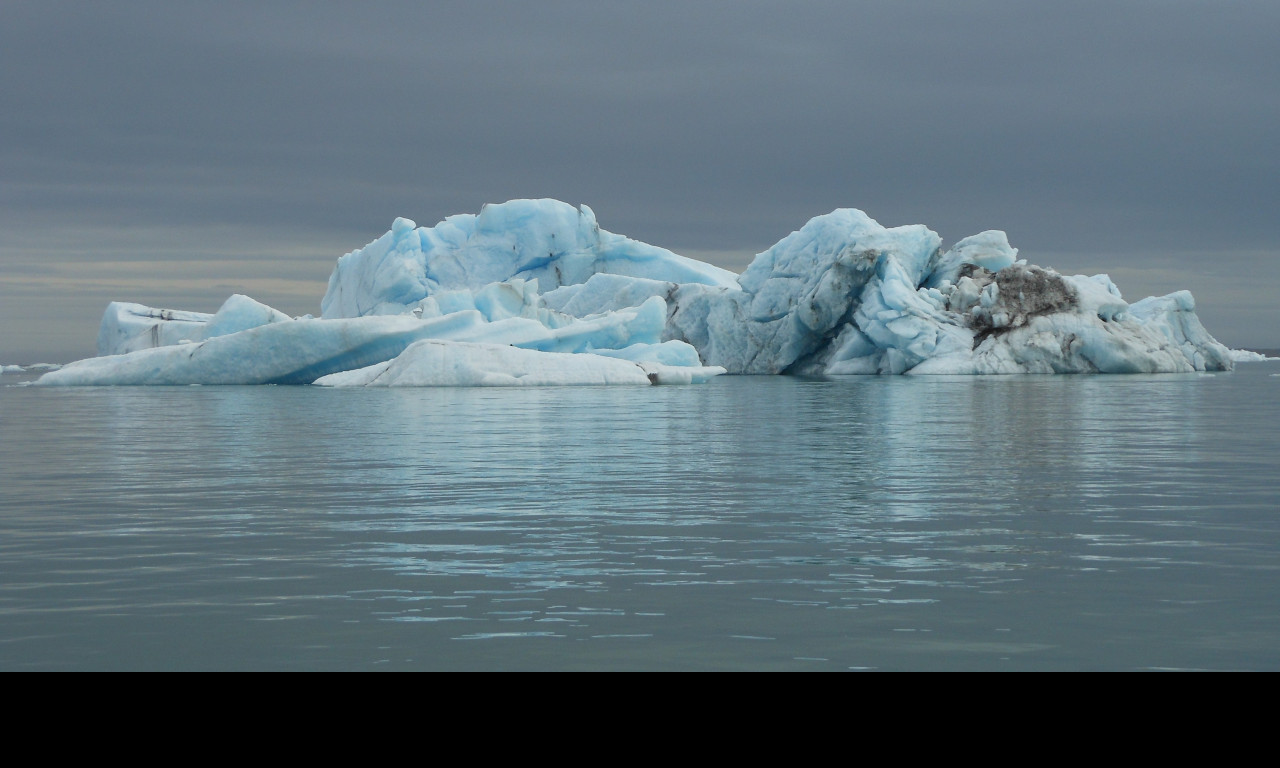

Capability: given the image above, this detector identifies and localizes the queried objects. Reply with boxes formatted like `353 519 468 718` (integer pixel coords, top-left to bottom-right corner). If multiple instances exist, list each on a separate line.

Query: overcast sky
3 0 1277 361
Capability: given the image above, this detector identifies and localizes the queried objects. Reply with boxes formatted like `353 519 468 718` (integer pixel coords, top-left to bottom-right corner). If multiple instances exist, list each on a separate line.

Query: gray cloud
3 1 1277 360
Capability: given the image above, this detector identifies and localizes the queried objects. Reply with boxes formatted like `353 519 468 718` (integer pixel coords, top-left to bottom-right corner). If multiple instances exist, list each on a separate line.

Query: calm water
2 365 1277 670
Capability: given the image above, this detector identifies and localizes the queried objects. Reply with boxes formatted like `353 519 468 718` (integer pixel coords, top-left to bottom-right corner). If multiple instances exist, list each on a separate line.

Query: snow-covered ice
36 198 1242 386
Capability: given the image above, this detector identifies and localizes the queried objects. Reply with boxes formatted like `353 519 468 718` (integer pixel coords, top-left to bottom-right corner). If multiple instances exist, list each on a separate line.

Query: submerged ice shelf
38 198 1242 386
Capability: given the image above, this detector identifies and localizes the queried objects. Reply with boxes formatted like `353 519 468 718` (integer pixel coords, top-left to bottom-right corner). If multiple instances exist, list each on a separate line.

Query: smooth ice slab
1230 349 1275 362
41 313 487 386
314 339 725 387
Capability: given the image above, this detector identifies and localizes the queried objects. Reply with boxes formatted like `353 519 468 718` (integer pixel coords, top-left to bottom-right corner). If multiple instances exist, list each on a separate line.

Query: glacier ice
37 198 1239 386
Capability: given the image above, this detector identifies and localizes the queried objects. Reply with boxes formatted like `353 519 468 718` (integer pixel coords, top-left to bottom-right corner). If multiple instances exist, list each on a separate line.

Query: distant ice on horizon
2 363 62 375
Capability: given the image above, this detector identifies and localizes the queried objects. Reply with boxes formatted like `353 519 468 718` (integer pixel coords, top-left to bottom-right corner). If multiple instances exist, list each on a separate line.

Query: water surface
2 365 1277 670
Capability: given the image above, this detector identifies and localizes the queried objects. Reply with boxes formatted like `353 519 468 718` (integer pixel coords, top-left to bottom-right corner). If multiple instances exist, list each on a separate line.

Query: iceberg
37 199 1238 386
